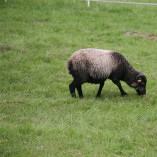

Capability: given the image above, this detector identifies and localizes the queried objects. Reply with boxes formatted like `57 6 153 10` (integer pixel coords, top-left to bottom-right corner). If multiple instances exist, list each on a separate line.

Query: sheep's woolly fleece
68 48 117 80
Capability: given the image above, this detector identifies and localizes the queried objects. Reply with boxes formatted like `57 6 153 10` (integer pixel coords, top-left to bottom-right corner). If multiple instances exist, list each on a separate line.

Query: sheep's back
68 49 117 80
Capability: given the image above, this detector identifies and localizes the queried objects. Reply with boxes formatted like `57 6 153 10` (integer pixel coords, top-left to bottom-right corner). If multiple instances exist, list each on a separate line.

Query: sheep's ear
131 82 138 87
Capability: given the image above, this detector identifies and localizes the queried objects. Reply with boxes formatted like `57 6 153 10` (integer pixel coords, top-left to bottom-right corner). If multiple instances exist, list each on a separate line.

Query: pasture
0 0 157 156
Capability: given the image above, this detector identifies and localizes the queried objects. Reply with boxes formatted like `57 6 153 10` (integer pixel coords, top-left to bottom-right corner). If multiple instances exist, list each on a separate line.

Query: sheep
67 48 147 98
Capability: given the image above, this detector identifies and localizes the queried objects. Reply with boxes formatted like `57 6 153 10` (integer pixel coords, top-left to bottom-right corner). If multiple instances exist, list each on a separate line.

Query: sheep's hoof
71 93 76 98
121 92 127 97
79 95 84 99
96 95 101 98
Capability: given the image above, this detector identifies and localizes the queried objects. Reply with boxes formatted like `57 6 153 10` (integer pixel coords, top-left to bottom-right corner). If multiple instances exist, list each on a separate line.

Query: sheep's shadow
78 91 142 101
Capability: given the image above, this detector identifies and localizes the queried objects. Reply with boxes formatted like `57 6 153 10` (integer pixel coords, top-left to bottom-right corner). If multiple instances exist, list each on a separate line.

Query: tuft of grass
0 0 157 156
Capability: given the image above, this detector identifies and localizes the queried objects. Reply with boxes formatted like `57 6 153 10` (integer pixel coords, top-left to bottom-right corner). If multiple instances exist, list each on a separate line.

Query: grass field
0 0 157 156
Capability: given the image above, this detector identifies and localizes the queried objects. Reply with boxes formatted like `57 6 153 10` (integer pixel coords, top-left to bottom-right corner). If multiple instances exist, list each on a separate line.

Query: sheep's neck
123 66 140 86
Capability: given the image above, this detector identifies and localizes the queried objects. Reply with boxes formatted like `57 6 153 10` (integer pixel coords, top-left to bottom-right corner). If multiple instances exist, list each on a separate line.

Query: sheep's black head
131 74 147 95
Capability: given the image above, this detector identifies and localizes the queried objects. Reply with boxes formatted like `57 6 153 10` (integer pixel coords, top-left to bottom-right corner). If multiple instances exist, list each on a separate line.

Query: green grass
0 0 157 156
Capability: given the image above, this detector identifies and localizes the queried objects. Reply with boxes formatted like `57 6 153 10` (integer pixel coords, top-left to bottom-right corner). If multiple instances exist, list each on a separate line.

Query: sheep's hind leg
69 80 76 98
112 80 127 96
69 79 83 98
76 85 83 98
96 81 105 97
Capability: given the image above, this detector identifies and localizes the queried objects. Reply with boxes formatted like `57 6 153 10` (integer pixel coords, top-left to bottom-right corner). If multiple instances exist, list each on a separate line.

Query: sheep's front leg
96 81 105 97
112 80 127 96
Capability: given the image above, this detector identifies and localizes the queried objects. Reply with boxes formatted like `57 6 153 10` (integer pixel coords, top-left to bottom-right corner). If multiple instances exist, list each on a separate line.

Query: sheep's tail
67 59 73 74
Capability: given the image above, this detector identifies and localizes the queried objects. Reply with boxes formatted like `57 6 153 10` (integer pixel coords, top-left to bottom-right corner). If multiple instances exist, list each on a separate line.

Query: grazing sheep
67 48 147 98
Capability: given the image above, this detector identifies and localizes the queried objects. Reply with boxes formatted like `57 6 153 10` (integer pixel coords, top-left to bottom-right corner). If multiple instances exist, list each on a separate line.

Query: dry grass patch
0 45 12 52
124 31 157 40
